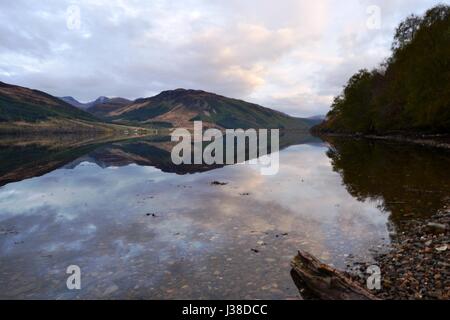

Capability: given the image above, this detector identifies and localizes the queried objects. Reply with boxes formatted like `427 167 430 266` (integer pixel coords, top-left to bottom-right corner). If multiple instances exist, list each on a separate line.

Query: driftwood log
290 250 380 300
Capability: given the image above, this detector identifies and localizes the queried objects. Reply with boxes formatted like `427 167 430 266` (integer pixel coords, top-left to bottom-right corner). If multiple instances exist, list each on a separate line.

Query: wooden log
290 250 380 300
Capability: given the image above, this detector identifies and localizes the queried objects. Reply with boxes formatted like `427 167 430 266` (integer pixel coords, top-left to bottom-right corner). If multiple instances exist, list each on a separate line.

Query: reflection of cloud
0 144 391 298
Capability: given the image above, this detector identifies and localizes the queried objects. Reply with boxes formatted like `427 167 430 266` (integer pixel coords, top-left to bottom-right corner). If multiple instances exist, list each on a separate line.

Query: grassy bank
0 118 154 135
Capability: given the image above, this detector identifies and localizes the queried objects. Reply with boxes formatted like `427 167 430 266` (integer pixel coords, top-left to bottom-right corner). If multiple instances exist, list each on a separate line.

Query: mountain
0 81 98 123
2 82 314 132
60 96 89 109
105 89 312 130
0 81 143 133
60 96 131 117
86 97 132 118
307 115 326 121
305 115 326 126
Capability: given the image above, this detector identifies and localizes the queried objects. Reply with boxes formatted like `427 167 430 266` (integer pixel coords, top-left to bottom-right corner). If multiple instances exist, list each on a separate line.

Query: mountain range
0 81 315 132
102 89 315 129
60 96 131 116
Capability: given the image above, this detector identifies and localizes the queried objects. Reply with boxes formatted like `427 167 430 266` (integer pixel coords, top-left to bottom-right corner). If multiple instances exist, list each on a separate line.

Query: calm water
0 134 449 299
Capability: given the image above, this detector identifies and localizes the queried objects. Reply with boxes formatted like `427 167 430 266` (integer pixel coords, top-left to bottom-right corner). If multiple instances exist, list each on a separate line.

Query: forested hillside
316 5 449 134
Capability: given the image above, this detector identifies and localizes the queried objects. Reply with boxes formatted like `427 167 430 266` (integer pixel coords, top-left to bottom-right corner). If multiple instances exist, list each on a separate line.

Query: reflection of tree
324 137 450 227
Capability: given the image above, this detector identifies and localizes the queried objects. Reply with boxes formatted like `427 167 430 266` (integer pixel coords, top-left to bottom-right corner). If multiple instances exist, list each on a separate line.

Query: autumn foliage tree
319 4 450 134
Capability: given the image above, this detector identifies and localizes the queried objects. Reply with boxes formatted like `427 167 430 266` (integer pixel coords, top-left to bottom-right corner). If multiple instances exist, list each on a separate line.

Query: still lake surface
0 133 449 299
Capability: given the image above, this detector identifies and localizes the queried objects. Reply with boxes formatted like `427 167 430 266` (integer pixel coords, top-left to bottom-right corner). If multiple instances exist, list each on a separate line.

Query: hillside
105 88 312 130
0 81 145 134
1 82 313 132
0 81 98 123
315 5 450 135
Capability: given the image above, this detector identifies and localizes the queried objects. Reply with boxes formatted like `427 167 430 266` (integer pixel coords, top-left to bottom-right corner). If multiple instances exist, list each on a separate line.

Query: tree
391 14 422 53
317 4 450 134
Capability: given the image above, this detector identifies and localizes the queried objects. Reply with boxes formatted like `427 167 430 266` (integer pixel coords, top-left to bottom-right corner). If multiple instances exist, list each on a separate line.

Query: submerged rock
211 181 228 186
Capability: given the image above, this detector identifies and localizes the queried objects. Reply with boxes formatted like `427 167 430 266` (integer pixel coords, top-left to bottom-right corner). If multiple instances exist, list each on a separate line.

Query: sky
0 0 446 117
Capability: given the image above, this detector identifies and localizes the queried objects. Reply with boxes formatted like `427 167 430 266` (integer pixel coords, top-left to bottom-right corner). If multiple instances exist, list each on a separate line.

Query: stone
425 223 447 234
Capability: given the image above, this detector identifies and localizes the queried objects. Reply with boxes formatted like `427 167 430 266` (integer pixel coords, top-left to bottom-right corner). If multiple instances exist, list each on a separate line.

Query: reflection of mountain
0 136 109 187
64 136 213 175
68 131 322 174
0 132 321 187
323 136 450 227
0 134 150 187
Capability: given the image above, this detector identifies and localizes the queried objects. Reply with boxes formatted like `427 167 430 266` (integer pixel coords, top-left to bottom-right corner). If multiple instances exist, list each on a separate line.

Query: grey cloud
0 0 445 114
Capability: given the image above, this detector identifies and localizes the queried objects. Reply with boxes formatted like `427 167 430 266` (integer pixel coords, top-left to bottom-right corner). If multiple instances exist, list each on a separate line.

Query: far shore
0 119 158 136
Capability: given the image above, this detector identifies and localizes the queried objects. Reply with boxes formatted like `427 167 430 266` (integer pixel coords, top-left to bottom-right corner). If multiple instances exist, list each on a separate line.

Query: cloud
0 0 445 116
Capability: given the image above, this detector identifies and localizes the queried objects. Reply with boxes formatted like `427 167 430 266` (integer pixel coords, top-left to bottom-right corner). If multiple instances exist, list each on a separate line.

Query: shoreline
349 210 449 300
313 132 450 150
291 210 449 300
0 118 155 136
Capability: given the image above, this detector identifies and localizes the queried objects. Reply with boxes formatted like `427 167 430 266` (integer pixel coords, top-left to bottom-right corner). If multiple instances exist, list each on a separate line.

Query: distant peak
61 96 78 101
94 96 109 102
307 115 326 120
156 88 210 98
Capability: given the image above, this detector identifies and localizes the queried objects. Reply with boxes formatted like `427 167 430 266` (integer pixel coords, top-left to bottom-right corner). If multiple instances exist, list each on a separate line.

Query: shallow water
0 134 448 299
